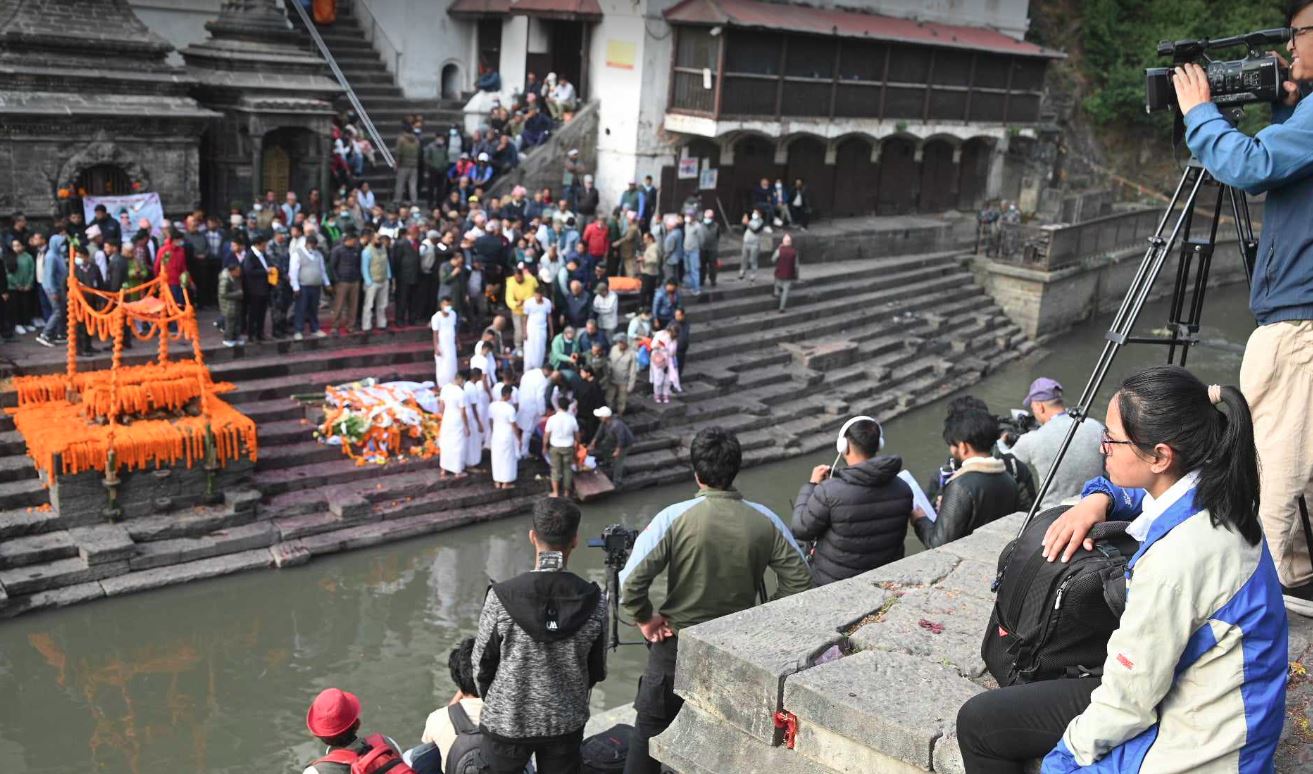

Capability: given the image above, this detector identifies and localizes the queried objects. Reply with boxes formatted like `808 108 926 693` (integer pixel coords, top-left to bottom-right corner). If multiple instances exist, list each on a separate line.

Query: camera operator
471 498 607 773
914 410 1019 548
791 417 913 585
1172 3 1313 615
926 395 1037 510
618 427 812 774
1010 377 1105 509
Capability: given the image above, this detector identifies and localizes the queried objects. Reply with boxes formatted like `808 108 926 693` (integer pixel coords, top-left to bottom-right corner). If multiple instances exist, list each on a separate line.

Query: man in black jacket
914 410 1018 548
792 418 913 584
393 225 423 325
471 498 607 774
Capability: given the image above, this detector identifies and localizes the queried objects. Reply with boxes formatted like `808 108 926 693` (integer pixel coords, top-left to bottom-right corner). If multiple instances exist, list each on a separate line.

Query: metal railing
352 0 403 78
283 0 395 169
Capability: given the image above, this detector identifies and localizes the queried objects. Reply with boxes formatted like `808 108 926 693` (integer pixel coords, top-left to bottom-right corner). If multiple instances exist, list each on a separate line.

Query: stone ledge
656 512 1313 772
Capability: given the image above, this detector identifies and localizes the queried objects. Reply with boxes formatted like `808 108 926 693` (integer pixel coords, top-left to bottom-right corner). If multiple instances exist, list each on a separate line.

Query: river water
0 283 1256 773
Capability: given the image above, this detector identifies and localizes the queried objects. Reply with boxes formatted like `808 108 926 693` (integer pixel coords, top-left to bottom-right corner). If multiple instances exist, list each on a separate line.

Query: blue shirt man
652 281 680 329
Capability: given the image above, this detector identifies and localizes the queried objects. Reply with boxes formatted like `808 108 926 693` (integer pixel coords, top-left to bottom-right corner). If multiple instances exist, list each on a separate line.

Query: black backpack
981 506 1139 686
444 703 484 774
581 723 632 773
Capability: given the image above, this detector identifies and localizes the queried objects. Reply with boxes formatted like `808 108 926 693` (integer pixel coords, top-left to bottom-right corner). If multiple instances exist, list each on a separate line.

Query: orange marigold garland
8 272 258 488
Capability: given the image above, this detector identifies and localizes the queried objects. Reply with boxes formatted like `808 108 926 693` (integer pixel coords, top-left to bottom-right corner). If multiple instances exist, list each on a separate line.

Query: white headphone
835 415 884 455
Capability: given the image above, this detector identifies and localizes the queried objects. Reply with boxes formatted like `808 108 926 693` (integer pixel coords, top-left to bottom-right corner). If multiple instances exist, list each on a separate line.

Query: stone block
854 549 960 590
225 488 261 514
100 548 272 597
849 588 993 679
270 541 311 568
125 505 257 542
327 491 370 520
782 650 983 771
0 530 76 569
936 558 1000 601
676 577 890 744
650 699 835 774
936 523 1015 568
275 512 343 541
127 522 277 571
781 340 859 372
0 580 105 619
69 524 136 565
0 557 127 596
0 508 63 540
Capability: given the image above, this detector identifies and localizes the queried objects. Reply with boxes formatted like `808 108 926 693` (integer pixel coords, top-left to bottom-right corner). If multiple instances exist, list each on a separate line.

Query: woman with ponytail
957 365 1287 773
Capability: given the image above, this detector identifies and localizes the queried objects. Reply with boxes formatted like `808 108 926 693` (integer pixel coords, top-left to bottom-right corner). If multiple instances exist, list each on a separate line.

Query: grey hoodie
472 568 608 739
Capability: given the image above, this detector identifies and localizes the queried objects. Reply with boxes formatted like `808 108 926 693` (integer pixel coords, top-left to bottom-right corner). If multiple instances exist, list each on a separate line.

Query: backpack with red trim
315 734 417 774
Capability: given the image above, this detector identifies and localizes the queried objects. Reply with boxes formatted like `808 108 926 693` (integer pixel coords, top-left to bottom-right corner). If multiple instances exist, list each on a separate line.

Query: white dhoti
431 310 459 387
489 401 519 484
523 297 552 371
518 370 547 456
438 383 466 475
464 382 486 467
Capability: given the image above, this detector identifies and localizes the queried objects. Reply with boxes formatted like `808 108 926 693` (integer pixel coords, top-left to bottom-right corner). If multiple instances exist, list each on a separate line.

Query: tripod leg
1174 178 1227 367
1019 165 1210 534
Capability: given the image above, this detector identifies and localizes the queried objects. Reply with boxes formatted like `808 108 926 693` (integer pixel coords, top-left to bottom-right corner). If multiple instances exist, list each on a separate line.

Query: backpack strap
315 749 360 766
447 702 477 735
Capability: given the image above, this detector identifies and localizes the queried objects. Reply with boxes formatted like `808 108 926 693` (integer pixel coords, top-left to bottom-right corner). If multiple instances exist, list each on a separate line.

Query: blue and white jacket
1043 476 1287 773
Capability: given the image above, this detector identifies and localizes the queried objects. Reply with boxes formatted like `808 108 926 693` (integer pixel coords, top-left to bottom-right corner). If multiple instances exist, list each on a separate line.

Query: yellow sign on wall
605 40 636 70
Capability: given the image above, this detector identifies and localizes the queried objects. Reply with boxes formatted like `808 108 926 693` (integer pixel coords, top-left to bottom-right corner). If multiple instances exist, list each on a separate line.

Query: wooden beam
713 29 726 118
774 35 788 119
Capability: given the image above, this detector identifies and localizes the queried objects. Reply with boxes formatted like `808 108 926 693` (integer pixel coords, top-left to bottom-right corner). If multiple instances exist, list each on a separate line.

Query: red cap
306 688 362 738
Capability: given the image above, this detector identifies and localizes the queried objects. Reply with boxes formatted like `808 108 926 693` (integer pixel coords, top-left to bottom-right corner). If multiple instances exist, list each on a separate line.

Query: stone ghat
650 514 1313 773
0 213 1031 618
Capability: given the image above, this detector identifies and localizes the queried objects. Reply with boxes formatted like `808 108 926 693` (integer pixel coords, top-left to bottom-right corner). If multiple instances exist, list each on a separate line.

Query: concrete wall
358 0 477 99
128 0 224 63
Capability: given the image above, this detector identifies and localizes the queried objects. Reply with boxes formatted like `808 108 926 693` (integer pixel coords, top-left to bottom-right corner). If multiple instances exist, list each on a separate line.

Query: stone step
0 506 63 540
128 521 278 572
252 453 439 497
0 478 49 510
293 494 537 558
256 440 345 471
691 273 988 364
0 530 77 569
371 482 520 521
209 338 432 383
225 353 436 406
124 499 260 543
0 555 122 597
0 454 37 483
682 252 959 323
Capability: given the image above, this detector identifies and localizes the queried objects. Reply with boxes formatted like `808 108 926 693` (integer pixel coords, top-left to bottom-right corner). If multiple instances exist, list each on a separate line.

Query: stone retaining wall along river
653 514 1313 773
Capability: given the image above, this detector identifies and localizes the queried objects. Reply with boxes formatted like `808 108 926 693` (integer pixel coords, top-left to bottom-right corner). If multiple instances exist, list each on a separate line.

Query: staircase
292 0 466 194
0 214 1032 617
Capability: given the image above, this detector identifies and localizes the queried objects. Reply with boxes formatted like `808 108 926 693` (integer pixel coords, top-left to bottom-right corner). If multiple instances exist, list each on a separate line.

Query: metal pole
284 0 395 169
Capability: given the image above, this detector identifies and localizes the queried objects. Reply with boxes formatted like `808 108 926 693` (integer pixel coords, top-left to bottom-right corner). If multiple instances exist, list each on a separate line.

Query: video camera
587 523 639 569
1145 28 1291 114
998 409 1038 450
588 523 642 650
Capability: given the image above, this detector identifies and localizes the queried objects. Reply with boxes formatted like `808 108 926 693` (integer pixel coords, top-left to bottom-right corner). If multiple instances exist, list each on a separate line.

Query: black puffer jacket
914 457 1019 549
791 456 913 585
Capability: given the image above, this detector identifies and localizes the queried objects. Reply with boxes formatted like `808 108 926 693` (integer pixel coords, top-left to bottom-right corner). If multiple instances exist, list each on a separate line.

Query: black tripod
1015 156 1259 536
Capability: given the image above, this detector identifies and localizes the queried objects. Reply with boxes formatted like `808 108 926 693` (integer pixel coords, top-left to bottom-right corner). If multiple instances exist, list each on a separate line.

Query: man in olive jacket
792 418 913 585
619 427 811 774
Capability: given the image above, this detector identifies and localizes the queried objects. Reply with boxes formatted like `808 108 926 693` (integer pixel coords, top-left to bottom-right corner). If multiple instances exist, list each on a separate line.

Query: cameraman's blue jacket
1185 98 1313 324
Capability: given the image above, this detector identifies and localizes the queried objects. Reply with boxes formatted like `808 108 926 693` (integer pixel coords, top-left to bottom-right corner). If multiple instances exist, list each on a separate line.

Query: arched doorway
261 127 320 199
728 134 780 218
830 136 877 217
876 137 918 215
919 139 959 212
67 164 132 218
957 138 993 211
441 63 463 100
785 136 831 217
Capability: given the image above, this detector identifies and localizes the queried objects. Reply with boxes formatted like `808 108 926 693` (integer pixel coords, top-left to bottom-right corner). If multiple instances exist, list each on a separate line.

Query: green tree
1080 0 1287 128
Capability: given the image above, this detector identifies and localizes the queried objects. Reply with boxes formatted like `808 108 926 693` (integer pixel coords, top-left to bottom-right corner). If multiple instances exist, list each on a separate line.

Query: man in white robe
488 385 521 487
431 300 459 387
438 372 470 478
517 365 550 457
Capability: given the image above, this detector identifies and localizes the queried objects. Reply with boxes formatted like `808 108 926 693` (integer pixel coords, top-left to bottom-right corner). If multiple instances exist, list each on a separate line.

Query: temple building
182 0 341 210
0 0 217 220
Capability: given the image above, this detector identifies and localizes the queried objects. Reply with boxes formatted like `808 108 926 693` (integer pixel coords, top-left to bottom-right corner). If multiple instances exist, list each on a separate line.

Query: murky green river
0 283 1256 773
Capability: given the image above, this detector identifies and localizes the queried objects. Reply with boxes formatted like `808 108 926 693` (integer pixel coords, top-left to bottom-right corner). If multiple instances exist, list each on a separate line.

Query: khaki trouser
606 383 630 416
362 279 389 331
1240 320 1313 587
330 280 360 330
512 312 526 348
549 445 575 493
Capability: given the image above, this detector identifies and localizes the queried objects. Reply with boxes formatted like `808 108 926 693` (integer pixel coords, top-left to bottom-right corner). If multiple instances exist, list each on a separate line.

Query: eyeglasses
1100 430 1137 456
1293 25 1313 41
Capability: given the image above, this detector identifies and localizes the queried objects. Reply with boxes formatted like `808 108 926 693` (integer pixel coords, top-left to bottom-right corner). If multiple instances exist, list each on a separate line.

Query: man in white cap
472 152 494 187
588 406 634 487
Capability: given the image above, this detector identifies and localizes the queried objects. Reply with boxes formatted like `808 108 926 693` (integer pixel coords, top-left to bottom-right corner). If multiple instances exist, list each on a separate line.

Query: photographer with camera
914 410 1019 548
471 498 607 773
618 427 812 774
1170 3 1313 615
1009 378 1106 510
791 417 914 585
